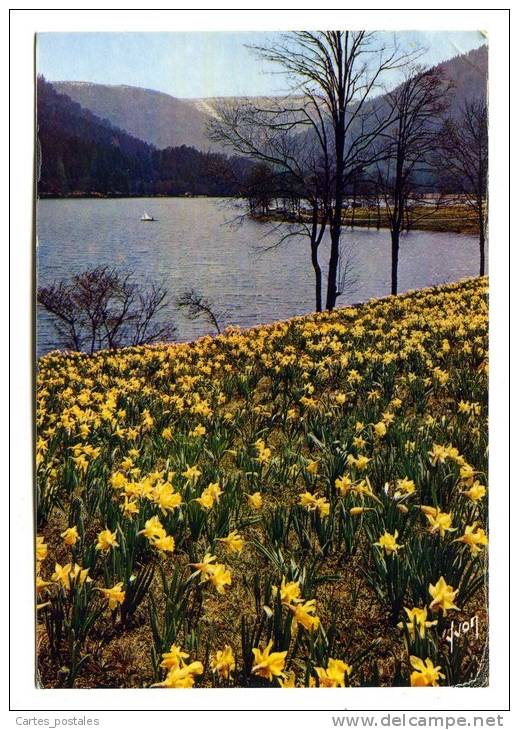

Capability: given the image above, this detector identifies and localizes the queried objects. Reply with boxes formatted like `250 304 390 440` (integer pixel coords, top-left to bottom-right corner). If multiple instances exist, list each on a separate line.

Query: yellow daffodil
153 483 182 515
428 576 459 616
335 474 353 495
121 496 139 519
247 492 263 509
97 581 125 610
315 658 352 687
36 575 52 594
409 656 445 687
462 481 486 502
289 599 320 631
189 424 207 438
425 509 456 538
454 523 488 555
36 536 48 562
153 535 175 554
374 530 403 555
161 426 173 441
217 530 244 554
159 644 190 670
96 529 119 553
208 563 232 594
182 464 202 483
251 640 287 681
210 645 235 680
306 460 319 475
273 577 302 605
152 661 203 688
61 525 79 546
195 490 215 510
398 607 438 639
373 421 387 437
396 477 415 495
190 553 217 582
139 515 166 543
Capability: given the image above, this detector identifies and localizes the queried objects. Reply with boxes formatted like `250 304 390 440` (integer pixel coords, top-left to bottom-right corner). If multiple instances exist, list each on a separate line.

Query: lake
36 197 484 356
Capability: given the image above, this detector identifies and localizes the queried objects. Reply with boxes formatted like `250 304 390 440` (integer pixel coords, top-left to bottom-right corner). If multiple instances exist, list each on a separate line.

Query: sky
36 31 487 99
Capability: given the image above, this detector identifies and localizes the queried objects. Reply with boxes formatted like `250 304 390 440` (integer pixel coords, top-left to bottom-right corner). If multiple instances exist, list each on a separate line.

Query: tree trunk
391 229 400 296
326 223 341 311
479 229 486 276
478 208 486 276
311 243 322 312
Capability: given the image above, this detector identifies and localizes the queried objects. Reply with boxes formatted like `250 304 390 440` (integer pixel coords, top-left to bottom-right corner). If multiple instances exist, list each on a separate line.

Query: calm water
36 197 484 356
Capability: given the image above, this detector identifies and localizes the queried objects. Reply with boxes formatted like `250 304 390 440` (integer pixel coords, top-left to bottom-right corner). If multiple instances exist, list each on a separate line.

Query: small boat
140 212 155 221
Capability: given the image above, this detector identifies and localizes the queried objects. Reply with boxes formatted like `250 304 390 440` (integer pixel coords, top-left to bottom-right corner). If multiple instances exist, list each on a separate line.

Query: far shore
38 194 480 235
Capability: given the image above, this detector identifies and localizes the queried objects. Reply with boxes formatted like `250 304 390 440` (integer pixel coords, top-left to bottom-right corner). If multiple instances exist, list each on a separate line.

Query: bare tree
177 289 226 335
210 97 331 311
373 65 451 294
434 99 488 275
211 32 420 311
38 267 175 354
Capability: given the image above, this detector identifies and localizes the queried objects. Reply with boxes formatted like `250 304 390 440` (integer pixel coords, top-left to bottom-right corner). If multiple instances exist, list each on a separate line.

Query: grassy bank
266 204 480 235
36 277 488 688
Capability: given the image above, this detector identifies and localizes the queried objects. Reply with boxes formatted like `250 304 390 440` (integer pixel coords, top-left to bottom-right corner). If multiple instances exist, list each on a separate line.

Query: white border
8 4 511 720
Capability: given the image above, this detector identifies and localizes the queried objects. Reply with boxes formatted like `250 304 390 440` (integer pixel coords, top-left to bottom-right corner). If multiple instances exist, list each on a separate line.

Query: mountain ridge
53 44 487 152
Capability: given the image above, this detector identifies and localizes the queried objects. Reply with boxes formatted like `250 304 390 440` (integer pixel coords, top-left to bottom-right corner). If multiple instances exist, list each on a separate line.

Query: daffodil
36 575 52 594
161 426 173 441
210 645 235 680
190 553 217 582
138 515 166 543
350 506 367 516
152 661 203 688
61 525 79 546
373 421 387 437
289 599 320 631
195 490 215 510
315 658 352 687
335 474 353 495
36 535 48 562
153 483 182 515
454 524 488 555
247 492 263 509
374 530 403 555
409 656 445 687
68 563 92 587
189 424 206 438
121 496 139 519
96 528 119 553
153 535 175 554
306 460 319 475
251 640 287 682
461 481 486 502
97 581 125 610
299 492 329 517
159 645 190 670
428 576 459 616
182 464 202 483
425 509 456 538
217 530 244 554
208 563 232 594
396 477 415 495
398 607 438 639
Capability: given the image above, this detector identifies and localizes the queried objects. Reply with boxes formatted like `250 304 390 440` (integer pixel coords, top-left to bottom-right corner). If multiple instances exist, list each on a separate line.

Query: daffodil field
36 277 488 689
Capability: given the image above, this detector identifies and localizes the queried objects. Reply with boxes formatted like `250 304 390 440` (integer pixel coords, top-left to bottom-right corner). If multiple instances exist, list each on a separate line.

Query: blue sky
37 31 487 99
